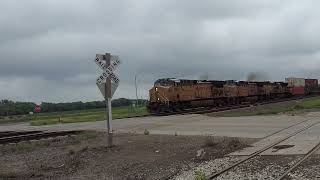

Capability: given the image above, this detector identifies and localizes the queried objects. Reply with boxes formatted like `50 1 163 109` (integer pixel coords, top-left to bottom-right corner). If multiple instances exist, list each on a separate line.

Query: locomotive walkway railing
156 91 170 107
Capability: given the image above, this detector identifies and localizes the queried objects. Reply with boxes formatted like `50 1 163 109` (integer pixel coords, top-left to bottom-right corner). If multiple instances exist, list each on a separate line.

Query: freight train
147 78 319 113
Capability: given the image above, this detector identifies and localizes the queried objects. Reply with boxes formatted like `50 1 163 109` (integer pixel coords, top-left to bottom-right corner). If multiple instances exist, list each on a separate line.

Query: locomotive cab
147 78 175 113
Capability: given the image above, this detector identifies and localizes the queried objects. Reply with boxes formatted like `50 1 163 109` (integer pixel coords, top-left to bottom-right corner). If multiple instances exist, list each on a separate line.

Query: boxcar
305 79 318 87
305 79 319 94
291 87 305 95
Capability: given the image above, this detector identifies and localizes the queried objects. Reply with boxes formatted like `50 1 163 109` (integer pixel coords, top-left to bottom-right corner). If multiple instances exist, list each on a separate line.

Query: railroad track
275 141 320 180
152 104 249 116
0 131 43 138
153 95 320 117
0 130 81 144
206 118 320 180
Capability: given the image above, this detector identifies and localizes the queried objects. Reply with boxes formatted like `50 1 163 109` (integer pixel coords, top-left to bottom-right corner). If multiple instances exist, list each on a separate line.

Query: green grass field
3 97 320 126
28 106 148 126
217 97 320 117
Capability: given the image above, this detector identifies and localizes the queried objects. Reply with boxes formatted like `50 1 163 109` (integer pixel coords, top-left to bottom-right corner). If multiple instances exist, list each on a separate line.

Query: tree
0 98 147 117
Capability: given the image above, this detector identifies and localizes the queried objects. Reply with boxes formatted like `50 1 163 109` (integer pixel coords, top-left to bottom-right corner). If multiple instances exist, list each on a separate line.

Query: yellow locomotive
147 78 291 113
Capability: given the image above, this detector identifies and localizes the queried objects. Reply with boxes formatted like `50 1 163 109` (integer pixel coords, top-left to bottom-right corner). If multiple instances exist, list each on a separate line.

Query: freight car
286 77 305 96
305 79 319 94
147 78 292 113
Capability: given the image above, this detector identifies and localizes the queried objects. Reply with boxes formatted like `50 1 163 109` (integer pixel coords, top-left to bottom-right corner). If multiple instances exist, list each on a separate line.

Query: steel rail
0 131 42 138
0 131 81 144
207 119 320 179
261 118 314 140
276 141 320 180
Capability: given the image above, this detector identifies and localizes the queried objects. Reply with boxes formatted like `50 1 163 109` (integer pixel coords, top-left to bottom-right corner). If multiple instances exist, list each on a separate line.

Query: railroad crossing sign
94 53 121 147
94 54 121 98
34 105 41 113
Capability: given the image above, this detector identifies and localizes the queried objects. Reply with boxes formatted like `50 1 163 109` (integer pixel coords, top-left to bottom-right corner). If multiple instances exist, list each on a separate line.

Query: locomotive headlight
155 87 158 91
157 98 160 101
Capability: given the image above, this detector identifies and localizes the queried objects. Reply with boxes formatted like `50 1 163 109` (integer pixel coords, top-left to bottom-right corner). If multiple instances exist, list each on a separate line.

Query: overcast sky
1 0 320 103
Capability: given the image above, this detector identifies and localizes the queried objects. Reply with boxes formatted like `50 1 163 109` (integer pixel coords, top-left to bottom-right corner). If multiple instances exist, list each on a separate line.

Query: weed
256 112 265 115
228 137 242 148
0 171 19 178
194 169 207 180
2 140 52 153
205 136 218 147
204 136 244 149
174 131 178 136
15 143 34 152
68 149 75 155
78 131 98 140
81 146 89 152
293 104 305 110
144 129 150 135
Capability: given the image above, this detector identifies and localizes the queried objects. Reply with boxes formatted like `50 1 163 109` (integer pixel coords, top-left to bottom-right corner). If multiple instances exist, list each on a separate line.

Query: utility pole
135 74 138 107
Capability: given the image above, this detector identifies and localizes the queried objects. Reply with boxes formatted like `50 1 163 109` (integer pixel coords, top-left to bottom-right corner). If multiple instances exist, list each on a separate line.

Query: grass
220 106 293 117
219 97 320 117
28 106 148 126
5 97 320 125
0 115 33 125
77 131 99 140
1 141 51 153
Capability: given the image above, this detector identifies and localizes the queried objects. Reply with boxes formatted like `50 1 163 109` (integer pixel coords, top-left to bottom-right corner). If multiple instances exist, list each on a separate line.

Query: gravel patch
287 154 320 180
173 155 308 180
173 156 246 180
0 132 256 180
219 155 303 180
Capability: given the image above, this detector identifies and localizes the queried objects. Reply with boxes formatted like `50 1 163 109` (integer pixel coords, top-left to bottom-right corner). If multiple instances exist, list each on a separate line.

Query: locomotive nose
149 87 158 102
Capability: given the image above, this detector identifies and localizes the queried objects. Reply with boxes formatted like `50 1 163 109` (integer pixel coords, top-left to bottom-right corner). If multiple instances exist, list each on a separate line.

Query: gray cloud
1 0 320 102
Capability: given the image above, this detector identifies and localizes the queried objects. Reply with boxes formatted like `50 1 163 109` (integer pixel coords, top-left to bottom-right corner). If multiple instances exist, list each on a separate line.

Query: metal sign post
104 53 113 147
94 53 121 147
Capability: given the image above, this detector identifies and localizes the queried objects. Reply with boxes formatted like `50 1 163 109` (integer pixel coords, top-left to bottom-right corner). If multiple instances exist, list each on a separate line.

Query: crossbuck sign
95 54 121 98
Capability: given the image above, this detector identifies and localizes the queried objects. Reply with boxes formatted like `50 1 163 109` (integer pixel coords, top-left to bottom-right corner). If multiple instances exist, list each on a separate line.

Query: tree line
0 98 147 116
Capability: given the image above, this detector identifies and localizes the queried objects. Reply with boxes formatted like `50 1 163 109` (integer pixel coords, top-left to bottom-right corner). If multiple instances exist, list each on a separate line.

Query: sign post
94 53 121 147
104 53 113 147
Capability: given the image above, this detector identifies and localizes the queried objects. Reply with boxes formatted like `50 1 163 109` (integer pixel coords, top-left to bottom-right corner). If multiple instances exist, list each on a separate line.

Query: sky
1 0 320 103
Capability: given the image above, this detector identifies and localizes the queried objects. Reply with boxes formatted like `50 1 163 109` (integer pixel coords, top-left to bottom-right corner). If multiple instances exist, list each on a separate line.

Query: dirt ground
0 132 257 180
